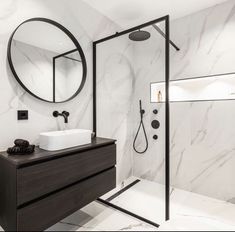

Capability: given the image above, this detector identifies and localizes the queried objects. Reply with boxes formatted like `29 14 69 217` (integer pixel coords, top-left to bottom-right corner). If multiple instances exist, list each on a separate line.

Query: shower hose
133 100 148 154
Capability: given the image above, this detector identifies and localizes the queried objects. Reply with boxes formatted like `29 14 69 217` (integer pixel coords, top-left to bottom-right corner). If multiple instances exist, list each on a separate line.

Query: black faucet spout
53 111 70 123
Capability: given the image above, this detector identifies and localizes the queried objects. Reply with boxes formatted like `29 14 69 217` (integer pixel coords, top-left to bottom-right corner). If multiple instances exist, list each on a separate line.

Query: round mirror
8 18 87 103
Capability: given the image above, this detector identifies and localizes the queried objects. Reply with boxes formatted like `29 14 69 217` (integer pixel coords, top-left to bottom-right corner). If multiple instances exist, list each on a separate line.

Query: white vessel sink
39 129 92 151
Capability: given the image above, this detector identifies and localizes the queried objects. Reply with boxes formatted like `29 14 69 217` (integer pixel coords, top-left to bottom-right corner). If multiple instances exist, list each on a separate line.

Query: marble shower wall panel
0 0 121 151
171 0 235 80
96 37 135 184
169 0 235 202
170 101 235 202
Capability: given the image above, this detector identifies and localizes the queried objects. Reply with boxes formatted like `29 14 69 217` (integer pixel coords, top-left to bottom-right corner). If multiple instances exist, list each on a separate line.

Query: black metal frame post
53 57 56 102
52 49 83 102
93 15 170 225
165 15 170 221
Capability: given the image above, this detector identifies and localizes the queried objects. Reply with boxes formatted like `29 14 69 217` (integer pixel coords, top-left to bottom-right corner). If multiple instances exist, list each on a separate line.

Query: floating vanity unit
0 137 116 231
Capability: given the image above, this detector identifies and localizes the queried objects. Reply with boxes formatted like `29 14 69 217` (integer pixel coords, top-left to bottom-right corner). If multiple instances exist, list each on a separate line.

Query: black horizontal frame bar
53 48 78 59
94 15 168 44
63 56 81 62
96 198 160 228
152 24 180 51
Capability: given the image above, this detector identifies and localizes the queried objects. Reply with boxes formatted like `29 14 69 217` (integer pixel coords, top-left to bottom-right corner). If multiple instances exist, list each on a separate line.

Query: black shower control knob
151 120 160 129
153 135 158 140
153 109 158 114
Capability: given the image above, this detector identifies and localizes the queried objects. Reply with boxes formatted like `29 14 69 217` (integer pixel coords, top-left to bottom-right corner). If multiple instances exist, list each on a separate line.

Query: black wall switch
17 110 28 120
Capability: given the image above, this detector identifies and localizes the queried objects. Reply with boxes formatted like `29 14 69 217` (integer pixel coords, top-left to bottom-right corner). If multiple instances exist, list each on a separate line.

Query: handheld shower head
139 100 145 117
133 99 148 154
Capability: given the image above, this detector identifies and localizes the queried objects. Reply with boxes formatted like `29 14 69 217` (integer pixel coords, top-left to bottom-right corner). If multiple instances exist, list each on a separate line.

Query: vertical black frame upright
93 15 170 223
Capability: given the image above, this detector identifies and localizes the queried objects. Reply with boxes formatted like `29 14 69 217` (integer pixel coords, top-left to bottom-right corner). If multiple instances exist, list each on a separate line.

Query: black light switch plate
18 110 28 120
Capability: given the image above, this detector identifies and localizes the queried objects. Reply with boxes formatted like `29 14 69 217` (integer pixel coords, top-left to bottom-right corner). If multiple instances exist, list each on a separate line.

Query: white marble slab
101 177 235 231
46 201 157 231
170 0 235 80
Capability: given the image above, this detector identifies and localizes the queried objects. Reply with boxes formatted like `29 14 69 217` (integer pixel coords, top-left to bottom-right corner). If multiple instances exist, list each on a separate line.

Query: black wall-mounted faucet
53 111 70 123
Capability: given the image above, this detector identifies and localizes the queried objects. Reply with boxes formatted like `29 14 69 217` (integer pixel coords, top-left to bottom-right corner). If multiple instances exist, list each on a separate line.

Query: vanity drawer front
17 144 116 205
17 168 116 231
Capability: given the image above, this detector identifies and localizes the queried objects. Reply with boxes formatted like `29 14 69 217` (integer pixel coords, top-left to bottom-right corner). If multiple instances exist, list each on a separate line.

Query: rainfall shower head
129 30 151 41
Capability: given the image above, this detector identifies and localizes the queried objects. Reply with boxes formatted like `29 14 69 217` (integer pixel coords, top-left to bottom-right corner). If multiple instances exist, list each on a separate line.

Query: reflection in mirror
9 18 87 103
54 50 83 102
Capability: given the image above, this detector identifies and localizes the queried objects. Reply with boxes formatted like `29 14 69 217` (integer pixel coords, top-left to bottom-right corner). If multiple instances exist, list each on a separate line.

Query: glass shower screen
93 16 170 226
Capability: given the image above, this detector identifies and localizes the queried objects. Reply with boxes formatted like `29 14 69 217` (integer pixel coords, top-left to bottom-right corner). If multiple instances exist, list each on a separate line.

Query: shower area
93 1 235 228
93 16 171 226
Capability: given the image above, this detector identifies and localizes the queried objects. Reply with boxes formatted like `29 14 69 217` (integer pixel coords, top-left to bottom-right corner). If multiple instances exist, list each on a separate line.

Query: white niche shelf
150 73 235 103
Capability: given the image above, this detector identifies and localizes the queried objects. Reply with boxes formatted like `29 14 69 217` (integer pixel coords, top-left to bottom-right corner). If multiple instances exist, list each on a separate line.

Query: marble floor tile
47 201 157 231
103 177 166 224
102 176 235 231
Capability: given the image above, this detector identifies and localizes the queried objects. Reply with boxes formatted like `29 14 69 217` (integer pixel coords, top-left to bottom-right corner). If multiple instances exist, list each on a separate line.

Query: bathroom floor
46 201 156 231
1 177 235 231
105 177 235 230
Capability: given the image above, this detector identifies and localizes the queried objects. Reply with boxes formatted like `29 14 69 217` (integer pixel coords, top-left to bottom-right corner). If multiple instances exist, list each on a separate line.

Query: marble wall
0 0 120 151
169 0 235 202
12 40 56 101
132 0 235 203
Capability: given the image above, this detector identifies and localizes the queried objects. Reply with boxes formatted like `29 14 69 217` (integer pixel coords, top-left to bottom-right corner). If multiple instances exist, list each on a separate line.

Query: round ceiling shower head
129 30 151 41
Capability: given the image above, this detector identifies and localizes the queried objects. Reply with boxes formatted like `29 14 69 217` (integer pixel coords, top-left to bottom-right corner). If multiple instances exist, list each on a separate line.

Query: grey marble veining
171 0 235 80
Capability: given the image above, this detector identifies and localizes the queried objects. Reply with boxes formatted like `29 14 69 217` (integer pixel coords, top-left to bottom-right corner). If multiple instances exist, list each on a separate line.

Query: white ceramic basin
39 129 92 151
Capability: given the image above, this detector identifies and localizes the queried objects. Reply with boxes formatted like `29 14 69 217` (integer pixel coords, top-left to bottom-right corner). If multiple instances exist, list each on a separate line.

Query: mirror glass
8 19 87 103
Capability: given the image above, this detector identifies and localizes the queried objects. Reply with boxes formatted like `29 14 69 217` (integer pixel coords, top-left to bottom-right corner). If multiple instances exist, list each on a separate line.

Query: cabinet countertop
0 137 116 167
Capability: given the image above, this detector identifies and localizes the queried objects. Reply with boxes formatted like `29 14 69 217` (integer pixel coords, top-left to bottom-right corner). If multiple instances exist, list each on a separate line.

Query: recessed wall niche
150 73 235 102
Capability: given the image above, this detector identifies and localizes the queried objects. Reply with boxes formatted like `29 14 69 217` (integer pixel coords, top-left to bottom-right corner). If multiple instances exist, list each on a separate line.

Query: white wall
0 0 120 150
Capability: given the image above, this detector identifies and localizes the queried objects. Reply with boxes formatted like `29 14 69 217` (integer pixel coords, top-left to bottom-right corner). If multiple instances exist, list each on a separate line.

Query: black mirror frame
7 17 87 103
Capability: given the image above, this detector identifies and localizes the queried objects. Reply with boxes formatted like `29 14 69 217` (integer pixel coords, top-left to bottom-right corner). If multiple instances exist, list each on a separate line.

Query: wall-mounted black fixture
129 30 151 41
153 109 158 115
53 111 70 123
153 135 158 140
17 110 28 120
133 100 148 154
152 24 180 51
151 120 160 129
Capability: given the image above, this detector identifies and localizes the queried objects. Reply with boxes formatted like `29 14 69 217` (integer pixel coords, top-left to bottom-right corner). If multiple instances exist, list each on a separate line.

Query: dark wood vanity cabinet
0 137 116 231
